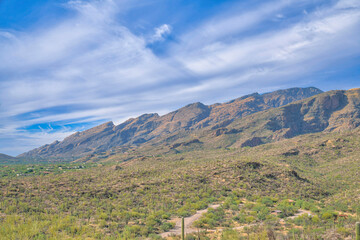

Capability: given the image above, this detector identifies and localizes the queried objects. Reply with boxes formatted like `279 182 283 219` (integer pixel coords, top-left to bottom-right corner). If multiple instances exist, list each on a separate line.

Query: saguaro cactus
182 217 185 240
356 222 360 240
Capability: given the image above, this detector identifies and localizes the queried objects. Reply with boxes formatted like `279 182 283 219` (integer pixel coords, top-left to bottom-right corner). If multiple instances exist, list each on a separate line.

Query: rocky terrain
202 88 360 148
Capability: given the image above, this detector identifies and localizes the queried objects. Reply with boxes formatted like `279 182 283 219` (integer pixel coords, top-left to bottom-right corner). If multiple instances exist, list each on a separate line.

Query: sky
0 0 359 156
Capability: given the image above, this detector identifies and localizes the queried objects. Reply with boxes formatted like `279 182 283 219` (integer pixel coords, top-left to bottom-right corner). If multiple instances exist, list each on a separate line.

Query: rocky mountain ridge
199 88 360 149
19 87 325 160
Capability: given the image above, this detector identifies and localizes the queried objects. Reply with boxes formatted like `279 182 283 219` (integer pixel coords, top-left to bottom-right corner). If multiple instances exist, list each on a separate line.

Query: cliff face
19 87 324 160
271 89 360 136
212 88 360 148
196 87 323 128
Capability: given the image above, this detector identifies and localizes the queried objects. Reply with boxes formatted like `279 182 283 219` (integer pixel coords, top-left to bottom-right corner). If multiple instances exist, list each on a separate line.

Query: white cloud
177 0 292 51
150 24 172 43
175 0 360 82
334 0 360 9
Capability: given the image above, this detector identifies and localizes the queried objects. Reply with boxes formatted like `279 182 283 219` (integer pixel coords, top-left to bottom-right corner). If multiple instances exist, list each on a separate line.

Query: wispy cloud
175 0 360 88
0 0 359 155
150 24 172 43
177 0 292 50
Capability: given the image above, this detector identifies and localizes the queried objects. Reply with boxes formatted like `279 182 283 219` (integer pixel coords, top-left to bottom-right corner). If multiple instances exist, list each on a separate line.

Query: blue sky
0 0 359 156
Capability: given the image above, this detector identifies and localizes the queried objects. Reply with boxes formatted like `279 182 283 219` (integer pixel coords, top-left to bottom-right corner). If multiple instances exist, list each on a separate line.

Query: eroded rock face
260 90 350 139
230 89 360 145
262 87 324 108
19 87 323 160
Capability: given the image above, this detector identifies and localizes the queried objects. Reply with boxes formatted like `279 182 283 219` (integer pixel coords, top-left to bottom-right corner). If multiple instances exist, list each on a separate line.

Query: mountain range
15 87 360 161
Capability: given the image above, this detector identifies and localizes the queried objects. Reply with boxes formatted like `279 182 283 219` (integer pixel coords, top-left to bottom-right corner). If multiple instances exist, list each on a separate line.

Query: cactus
182 217 185 240
356 222 360 240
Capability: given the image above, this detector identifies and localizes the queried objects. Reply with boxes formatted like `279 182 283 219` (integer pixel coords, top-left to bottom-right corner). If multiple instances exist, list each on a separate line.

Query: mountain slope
197 86 324 128
200 88 360 148
0 153 19 163
6 130 360 239
19 87 322 160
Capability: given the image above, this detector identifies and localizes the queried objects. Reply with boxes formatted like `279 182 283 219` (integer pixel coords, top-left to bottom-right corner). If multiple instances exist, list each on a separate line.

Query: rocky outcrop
225 88 360 146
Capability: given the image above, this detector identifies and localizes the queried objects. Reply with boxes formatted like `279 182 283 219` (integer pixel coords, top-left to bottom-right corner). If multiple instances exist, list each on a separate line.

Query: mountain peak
177 102 208 112
262 87 323 108
162 101 211 130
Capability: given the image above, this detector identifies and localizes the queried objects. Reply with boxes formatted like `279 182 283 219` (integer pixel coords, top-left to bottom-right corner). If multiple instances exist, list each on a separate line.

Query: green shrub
160 222 175 232
221 229 241 240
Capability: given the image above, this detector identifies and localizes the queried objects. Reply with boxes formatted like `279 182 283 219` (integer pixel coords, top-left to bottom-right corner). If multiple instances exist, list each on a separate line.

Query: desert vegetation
0 131 359 239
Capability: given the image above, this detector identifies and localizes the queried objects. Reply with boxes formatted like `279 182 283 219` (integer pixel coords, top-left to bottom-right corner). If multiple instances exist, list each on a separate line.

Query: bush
185 235 197 240
193 207 225 229
277 200 298 218
234 213 246 223
160 222 175 232
221 229 241 240
261 197 275 207
321 211 336 220
311 215 320 224
245 216 256 223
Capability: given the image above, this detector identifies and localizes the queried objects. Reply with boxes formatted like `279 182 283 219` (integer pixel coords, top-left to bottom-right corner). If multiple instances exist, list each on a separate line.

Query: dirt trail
286 209 312 219
160 206 312 238
160 204 220 238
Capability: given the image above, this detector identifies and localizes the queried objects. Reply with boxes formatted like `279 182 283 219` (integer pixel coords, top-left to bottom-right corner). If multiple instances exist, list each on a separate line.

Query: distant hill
19 87 323 160
0 153 19 163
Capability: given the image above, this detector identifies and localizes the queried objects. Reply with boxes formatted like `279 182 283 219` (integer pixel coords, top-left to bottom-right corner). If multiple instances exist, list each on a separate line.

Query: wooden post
182 217 185 240
356 222 360 240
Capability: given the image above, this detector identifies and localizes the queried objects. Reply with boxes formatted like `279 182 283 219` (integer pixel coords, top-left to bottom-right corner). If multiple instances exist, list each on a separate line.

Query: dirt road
160 204 220 238
160 206 312 238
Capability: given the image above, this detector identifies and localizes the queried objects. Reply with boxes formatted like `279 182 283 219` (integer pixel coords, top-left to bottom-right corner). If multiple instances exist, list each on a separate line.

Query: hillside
1 130 359 239
0 153 21 164
19 87 322 160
